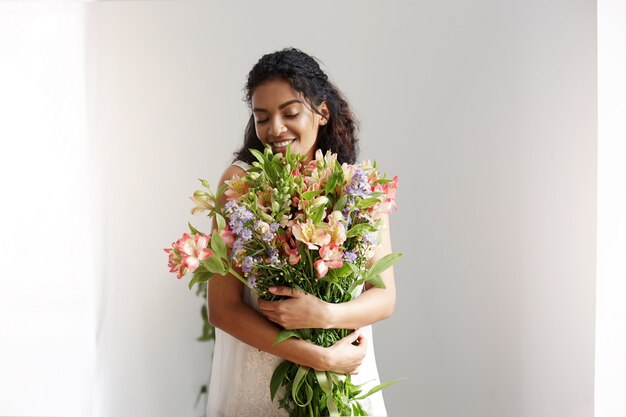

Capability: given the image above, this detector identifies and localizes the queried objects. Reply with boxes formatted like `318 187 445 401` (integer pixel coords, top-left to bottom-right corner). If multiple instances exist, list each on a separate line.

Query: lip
270 138 296 149
270 138 296 144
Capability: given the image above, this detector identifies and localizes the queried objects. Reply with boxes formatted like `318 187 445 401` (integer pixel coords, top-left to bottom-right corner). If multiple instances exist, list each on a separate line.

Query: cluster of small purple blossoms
224 201 257 260
268 248 282 266
247 274 257 289
345 168 372 207
363 233 377 245
343 250 357 263
242 256 256 274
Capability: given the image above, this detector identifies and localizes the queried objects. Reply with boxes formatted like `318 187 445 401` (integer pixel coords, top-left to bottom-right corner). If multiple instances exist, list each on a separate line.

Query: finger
356 334 368 350
340 330 361 345
257 300 276 312
268 286 302 297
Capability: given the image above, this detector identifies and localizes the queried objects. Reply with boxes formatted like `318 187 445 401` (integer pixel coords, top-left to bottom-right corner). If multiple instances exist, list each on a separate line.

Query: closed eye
256 113 299 125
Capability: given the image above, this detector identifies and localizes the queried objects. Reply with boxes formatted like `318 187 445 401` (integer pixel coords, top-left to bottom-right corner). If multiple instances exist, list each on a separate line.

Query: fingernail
269 287 276 292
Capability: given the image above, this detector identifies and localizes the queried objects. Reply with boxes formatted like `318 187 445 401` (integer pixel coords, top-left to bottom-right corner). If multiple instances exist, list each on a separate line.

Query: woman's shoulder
218 160 250 185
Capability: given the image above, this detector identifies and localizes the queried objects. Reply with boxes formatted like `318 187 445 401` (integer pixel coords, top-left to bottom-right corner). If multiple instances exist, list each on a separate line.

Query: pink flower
327 211 346 246
289 249 301 265
224 175 249 201
314 244 344 278
373 176 399 216
164 246 187 279
219 227 235 246
314 259 329 278
292 218 331 250
175 233 214 273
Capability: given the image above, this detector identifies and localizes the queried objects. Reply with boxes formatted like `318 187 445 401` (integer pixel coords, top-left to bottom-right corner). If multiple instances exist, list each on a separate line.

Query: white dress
206 160 387 417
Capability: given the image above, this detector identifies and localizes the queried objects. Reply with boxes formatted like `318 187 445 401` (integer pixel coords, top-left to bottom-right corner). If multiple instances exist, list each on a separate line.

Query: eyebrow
252 99 302 113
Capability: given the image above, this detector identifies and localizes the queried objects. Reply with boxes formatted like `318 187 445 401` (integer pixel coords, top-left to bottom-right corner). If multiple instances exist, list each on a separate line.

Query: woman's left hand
258 287 334 330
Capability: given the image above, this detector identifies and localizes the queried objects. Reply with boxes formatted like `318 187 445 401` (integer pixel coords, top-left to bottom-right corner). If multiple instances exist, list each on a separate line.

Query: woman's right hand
320 329 368 375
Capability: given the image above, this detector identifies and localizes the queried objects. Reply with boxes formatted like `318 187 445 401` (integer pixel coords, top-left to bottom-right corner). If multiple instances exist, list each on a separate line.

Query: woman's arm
258 213 397 330
208 165 367 374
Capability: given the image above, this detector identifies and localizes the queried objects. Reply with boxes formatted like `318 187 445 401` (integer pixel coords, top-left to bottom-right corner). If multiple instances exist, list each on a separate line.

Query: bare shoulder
218 163 246 186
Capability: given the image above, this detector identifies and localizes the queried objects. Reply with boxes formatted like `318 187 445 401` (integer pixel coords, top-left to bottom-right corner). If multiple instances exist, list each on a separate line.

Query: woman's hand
318 329 367 375
258 286 334 330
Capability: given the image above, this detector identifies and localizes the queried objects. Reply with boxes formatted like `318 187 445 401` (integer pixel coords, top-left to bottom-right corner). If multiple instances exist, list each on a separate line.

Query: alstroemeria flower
175 233 214 272
219 226 236 246
164 246 187 279
372 176 399 216
224 175 250 201
292 218 331 250
190 191 214 215
327 211 346 246
314 244 344 278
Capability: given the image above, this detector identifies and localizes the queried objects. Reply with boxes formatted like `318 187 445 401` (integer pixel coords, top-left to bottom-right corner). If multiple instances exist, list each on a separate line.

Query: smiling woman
251 79 329 161
206 48 395 417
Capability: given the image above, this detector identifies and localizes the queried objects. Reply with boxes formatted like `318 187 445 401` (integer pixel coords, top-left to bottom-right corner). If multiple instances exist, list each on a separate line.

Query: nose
268 117 287 138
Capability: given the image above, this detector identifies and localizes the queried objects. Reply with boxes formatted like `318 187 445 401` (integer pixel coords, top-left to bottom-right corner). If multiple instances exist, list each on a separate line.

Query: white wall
87 1 594 417
0 3 95 416
596 1 626 416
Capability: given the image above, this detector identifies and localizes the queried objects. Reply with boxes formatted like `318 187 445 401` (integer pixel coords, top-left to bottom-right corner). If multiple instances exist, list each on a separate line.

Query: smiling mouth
271 139 296 149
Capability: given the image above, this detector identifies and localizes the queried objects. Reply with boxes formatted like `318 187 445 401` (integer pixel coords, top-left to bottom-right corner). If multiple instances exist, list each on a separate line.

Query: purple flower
269 222 280 233
343 250 357 263
363 233 377 245
240 228 253 242
247 274 257 289
242 256 255 274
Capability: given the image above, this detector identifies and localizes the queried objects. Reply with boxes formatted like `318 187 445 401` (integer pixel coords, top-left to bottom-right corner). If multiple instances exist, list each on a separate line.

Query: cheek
255 126 266 142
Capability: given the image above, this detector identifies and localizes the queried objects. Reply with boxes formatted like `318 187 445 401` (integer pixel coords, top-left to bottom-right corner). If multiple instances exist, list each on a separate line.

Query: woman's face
251 78 329 162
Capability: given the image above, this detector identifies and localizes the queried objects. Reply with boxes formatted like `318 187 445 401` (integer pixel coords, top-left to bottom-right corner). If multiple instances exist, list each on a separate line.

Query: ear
318 101 330 125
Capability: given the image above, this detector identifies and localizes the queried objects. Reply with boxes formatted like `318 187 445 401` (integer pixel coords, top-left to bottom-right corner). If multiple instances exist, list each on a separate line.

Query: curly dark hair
232 47 360 165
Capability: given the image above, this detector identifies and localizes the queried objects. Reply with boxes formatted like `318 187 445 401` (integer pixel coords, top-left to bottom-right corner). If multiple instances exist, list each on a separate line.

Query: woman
207 47 396 417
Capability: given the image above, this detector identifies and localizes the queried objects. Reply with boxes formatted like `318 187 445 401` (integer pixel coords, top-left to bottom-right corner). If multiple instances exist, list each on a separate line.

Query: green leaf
292 366 312 407
273 329 302 346
249 148 266 164
356 197 381 209
210 230 227 259
325 172 339 194
354 378 405 400
301 189 323 200
215 213 226 230
270 360 292 401
202 255 227 275
365 274 386 289
315 371 339 417
366 252 403 281
310 204 326 224
188 272 212 290
188 222 201 235
346 223 377 238
333 263 353 278
333 194 348 211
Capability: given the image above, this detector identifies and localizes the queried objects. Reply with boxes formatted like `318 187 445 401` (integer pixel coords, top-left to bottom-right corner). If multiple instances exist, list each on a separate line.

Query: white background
0 1 622 416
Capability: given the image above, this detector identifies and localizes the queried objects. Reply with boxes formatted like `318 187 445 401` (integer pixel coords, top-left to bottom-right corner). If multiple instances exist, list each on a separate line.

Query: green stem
228 266 248 286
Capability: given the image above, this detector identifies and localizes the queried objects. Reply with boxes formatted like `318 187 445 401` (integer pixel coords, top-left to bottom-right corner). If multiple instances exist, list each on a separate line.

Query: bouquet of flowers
165 146 402 416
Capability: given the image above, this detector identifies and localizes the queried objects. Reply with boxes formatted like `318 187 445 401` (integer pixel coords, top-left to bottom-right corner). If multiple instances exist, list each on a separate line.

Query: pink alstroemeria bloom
314 259 329 278
327 211 346 246
314 244 344 278
175 233 214 272
224 175 249 201
373 175 399 216
164 246 188 279
289 249 301 265
292 218 331 250
219 227 235 246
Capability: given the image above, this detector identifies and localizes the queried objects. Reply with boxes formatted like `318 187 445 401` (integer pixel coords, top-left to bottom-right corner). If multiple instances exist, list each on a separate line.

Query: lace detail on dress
230 344 288 417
